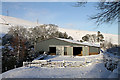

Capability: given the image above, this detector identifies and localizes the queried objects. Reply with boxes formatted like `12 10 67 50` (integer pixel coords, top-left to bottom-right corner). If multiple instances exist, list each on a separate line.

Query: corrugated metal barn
35 38 100 56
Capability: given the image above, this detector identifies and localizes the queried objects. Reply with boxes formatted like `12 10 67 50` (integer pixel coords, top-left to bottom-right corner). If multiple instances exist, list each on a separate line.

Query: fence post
29 62 31 67
14 65 16 68
63 60 65 68
23 62 26 67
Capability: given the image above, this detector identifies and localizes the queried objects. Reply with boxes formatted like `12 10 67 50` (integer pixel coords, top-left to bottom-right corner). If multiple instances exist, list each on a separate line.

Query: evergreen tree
82 34 89 42
97 31 104 42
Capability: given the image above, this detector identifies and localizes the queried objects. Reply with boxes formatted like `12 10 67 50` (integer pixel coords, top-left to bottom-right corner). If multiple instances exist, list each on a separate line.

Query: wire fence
23 60 98 68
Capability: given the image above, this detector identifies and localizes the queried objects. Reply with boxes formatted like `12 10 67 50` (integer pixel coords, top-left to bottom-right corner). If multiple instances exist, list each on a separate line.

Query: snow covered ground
2 54 119 78
44 54 103 61
2 63 116 78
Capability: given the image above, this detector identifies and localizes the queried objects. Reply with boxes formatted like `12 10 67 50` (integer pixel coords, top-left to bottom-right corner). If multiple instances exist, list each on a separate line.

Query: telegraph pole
7 10 9 16
37 19 39 24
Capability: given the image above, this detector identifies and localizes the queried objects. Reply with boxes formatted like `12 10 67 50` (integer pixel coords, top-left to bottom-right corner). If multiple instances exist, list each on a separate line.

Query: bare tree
29 24 58 45
75 0 119 25
91 1 119 25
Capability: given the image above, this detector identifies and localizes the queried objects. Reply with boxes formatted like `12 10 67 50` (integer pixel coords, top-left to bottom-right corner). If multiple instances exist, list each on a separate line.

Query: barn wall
56 46 64 55
35 38 100 56
67 47 73 56
82 46 89 56
35 38 81 52
89 46 100 55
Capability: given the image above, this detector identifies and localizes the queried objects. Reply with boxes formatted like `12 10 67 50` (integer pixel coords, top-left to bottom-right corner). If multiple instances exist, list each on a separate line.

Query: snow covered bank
103 50 120 75
44 54 103 62
23 54 103 68
2 54 118 78
2 62 116 78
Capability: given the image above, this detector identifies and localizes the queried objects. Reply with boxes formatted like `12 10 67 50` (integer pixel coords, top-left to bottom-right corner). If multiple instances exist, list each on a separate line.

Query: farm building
35 38 100 56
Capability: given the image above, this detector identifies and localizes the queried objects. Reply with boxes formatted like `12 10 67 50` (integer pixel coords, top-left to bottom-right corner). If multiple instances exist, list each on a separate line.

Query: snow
106 61 120 78
0 24 10 36
0 46 4 49
2 54 119 78
0 15 39 28
44 54 103 62
102 50 120 78
2 62 116 78
34 54 47 60
103 51 120 62
28 54 103 68
56 38 100 47
58 28 118 45
0 15 41 35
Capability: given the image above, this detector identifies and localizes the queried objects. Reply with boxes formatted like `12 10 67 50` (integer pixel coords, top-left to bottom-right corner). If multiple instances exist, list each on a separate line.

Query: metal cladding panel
56 46 64 55
67 47 73 56
89 46 100 53
83 46 89 56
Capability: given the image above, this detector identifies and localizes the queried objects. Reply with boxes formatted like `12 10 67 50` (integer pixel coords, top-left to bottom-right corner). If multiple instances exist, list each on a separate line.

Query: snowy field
2 54 119 78
0 15 118 44
58 28 118 45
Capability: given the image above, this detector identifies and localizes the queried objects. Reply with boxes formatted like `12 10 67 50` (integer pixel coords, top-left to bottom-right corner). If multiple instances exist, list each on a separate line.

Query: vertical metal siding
67 47 73 56
83 46 89 56
89 47 99 53
56 46 64 55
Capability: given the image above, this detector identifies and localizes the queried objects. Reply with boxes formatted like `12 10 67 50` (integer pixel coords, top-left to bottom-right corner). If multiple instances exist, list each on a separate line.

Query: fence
23 60 89 68
23 54 103 68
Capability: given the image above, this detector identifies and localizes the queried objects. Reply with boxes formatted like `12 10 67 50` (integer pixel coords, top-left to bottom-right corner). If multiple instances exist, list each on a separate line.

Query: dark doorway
73 47 82 56
64 47 67 55
49 47 56 55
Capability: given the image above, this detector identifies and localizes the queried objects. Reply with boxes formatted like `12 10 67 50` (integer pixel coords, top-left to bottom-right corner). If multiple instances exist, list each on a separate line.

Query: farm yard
23 54 103 68
2 53 120 78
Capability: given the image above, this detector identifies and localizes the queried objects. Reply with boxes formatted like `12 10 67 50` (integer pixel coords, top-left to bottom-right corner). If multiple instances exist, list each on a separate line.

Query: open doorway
73 47 82 56
49 47 56 55
64 47 67 55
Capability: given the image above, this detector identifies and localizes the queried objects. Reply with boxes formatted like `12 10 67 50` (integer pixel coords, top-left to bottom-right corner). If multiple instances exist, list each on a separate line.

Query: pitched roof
55 38 100 47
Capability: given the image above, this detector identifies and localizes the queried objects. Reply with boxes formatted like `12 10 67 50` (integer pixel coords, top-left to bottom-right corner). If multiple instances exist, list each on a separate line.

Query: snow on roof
56 38 100 47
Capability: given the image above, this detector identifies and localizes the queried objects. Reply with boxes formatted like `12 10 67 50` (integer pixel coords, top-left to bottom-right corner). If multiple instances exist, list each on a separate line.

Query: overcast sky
2 2 118 35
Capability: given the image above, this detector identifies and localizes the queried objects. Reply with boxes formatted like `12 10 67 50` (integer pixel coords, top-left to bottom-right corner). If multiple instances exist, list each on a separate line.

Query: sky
2 2 118 35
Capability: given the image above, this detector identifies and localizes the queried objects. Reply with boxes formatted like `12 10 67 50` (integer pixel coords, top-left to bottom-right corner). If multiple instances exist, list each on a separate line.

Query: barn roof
55 38 100 47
